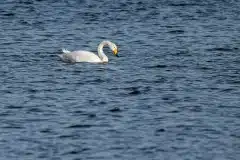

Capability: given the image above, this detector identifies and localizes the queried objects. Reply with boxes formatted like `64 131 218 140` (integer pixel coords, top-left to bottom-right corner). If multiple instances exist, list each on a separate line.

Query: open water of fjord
0 0 239 159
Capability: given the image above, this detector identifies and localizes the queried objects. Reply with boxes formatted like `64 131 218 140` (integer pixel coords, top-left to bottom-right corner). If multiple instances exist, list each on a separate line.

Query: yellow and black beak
113 48 119 57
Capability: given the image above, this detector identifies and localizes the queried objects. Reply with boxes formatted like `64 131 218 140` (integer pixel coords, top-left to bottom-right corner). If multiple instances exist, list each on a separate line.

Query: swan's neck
97 41 110 62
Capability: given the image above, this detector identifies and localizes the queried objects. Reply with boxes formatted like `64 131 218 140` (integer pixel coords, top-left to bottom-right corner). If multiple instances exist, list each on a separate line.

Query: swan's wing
59 50 102 63
73 51 102 63
58 52 77 63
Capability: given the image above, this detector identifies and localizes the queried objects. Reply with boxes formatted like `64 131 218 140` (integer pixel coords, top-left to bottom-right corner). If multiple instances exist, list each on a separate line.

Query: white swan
58 40 118 63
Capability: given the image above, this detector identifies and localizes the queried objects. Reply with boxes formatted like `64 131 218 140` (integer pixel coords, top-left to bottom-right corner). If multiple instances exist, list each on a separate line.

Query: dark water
0 0 240 159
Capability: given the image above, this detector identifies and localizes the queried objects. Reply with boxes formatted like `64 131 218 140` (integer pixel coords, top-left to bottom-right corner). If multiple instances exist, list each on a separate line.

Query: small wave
3 124 23 129
2 12 15 17
230 133 240 138
109 107 121 112
206 47 236 52
98 101 107 105
62 148 90 155
155 128 166 136
67 124 93 128
155 128 165 133
88 78 105 84
87 113 97 118
129 89 141 95
26 107 43 113
18 0 33 4
27 88 38 93
147 64 167 68
58 134 76 139
169 2 200 7
121 86 151 96
197 66 213 70
124 87 141 95
19 19 31 25
5 105 23 109
39 128 52 133
188 105 203 112
218 105 238 109
168 30 185 34
139 145 157 153
169 110 180 113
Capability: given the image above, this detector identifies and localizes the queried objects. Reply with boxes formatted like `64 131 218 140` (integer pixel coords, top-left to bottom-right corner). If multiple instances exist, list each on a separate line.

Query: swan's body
58 41 118 63
59 49 103 63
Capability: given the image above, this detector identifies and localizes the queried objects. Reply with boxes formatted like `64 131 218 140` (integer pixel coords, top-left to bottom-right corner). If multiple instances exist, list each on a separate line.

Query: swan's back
59 50 102 63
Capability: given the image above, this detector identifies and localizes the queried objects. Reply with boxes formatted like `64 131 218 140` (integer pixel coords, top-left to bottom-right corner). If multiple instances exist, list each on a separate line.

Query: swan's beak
113 48 118 57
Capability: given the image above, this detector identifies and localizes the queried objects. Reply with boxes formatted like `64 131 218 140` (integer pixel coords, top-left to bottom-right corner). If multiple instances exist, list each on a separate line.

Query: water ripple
0 0 239 159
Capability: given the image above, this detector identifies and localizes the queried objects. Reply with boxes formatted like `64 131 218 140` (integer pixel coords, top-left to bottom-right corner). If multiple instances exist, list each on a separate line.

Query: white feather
62 48 71 54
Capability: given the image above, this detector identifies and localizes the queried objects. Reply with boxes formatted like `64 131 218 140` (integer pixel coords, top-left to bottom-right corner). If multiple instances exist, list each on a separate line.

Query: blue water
0 0 239 159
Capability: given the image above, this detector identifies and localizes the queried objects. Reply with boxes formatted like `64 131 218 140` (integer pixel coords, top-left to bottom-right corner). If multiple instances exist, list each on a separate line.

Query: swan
58 40 118 63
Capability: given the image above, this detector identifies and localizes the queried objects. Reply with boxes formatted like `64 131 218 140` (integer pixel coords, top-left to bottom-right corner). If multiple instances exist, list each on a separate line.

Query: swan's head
109 42 119 57
100 40 119 57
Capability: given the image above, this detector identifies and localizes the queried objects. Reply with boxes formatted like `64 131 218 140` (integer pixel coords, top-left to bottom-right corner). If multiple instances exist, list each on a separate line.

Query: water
0 0 239 159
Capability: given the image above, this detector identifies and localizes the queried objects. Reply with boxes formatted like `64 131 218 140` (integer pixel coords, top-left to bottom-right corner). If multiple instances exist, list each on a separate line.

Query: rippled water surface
0 0 240 159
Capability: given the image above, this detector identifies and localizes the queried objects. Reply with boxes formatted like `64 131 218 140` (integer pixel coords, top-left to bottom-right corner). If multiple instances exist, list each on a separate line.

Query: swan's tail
58 48 71 60
62 48 71 54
